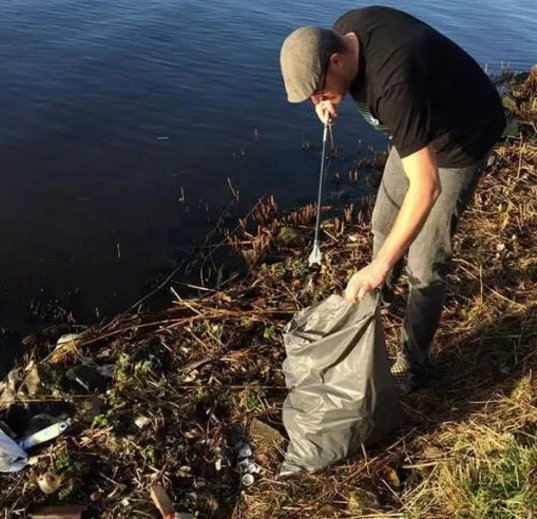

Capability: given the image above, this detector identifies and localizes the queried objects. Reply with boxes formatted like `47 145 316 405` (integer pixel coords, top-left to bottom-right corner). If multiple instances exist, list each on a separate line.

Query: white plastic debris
241 474 255 486
178 370 198 383
248 462 261 474
134 416 150 430
235 440 262 486
96 364 116 378
55 334 81 351
237 443 252 459
0 429 28 472
18 419 71 450
237 459 261 474
37 472 63 494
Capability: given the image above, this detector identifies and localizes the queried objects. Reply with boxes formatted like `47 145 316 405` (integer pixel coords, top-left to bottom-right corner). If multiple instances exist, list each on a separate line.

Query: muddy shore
1 67 536 519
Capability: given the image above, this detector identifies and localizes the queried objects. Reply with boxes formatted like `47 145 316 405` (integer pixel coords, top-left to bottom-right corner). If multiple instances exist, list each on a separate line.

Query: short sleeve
376 80 434 158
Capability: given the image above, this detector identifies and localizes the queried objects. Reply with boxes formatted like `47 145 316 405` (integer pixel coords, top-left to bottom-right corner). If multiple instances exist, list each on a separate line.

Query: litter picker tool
308 117 330 267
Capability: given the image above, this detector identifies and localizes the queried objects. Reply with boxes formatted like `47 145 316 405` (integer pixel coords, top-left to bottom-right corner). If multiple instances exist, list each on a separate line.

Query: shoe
390 360 416 395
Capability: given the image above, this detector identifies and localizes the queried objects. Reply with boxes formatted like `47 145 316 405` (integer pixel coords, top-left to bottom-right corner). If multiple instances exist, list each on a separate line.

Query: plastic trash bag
280 291 401 475
0 429 28 473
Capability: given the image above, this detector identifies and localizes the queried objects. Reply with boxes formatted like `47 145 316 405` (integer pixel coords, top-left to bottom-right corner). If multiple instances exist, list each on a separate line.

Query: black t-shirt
333 7 506 167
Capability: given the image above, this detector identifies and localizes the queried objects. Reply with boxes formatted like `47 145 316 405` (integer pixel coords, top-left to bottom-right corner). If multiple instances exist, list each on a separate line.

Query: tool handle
150 485 175 517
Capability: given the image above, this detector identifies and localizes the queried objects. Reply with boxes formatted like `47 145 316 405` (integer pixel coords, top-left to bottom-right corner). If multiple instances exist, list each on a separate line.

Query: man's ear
330 52 343 69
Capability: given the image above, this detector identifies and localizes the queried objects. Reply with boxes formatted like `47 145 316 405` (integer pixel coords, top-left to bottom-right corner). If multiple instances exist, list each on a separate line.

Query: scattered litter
150 484 177 519
178 370 198 383
18 419 72 451
235 439 262 486
238 458 261 473
0 428 28 472
66 363 109 392
178 465 191 478
134 415 150 429
28 505 85 519
55 334 81 352
96 363 116 378
237 443 252 459
0 369 19 408
241 473 255 486
37 472 63 494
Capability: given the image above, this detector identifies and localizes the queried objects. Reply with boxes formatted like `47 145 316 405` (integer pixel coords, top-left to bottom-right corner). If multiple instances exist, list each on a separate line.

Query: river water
0 0 535 336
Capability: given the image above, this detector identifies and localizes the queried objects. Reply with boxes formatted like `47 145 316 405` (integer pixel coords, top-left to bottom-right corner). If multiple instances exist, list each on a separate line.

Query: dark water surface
0 0 535 335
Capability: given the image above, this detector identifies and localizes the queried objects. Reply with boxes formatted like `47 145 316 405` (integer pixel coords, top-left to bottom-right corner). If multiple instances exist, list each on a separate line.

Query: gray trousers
372 147 489 377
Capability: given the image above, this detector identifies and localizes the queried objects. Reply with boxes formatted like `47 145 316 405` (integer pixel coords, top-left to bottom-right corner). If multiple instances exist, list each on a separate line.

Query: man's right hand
313 100 337 125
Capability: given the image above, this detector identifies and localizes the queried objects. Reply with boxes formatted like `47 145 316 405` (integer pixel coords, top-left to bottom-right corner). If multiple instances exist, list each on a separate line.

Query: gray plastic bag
280 291 401 475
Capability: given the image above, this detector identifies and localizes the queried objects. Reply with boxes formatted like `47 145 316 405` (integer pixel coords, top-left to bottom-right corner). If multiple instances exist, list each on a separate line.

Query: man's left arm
344 145 441 303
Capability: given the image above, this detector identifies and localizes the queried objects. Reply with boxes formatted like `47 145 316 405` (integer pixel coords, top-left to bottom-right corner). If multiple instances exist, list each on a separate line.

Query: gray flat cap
280 26 332 103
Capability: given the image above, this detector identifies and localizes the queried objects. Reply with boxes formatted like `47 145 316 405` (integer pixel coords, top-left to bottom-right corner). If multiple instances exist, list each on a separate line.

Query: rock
365 171 382 188
502 94 518 112
513 71 529 83
76 394 102 423
423 445 445 459
96 364 116 378
249 418 284 447
502 118 520 138
346 488 381 513
65 364 108 392
241 249 257 266
248 418 284 465
276 226 301 247
329 189 348 201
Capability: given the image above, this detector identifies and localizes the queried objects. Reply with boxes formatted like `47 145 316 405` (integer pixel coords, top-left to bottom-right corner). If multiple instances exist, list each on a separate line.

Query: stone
346 488 381 513
276 226 301 247
502 94 518 112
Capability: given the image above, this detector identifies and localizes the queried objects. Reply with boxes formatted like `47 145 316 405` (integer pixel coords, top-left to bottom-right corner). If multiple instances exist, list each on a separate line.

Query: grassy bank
1 67 536 519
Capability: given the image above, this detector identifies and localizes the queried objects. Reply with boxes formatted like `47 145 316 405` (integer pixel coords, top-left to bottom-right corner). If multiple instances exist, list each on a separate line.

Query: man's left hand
344 261 389 303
